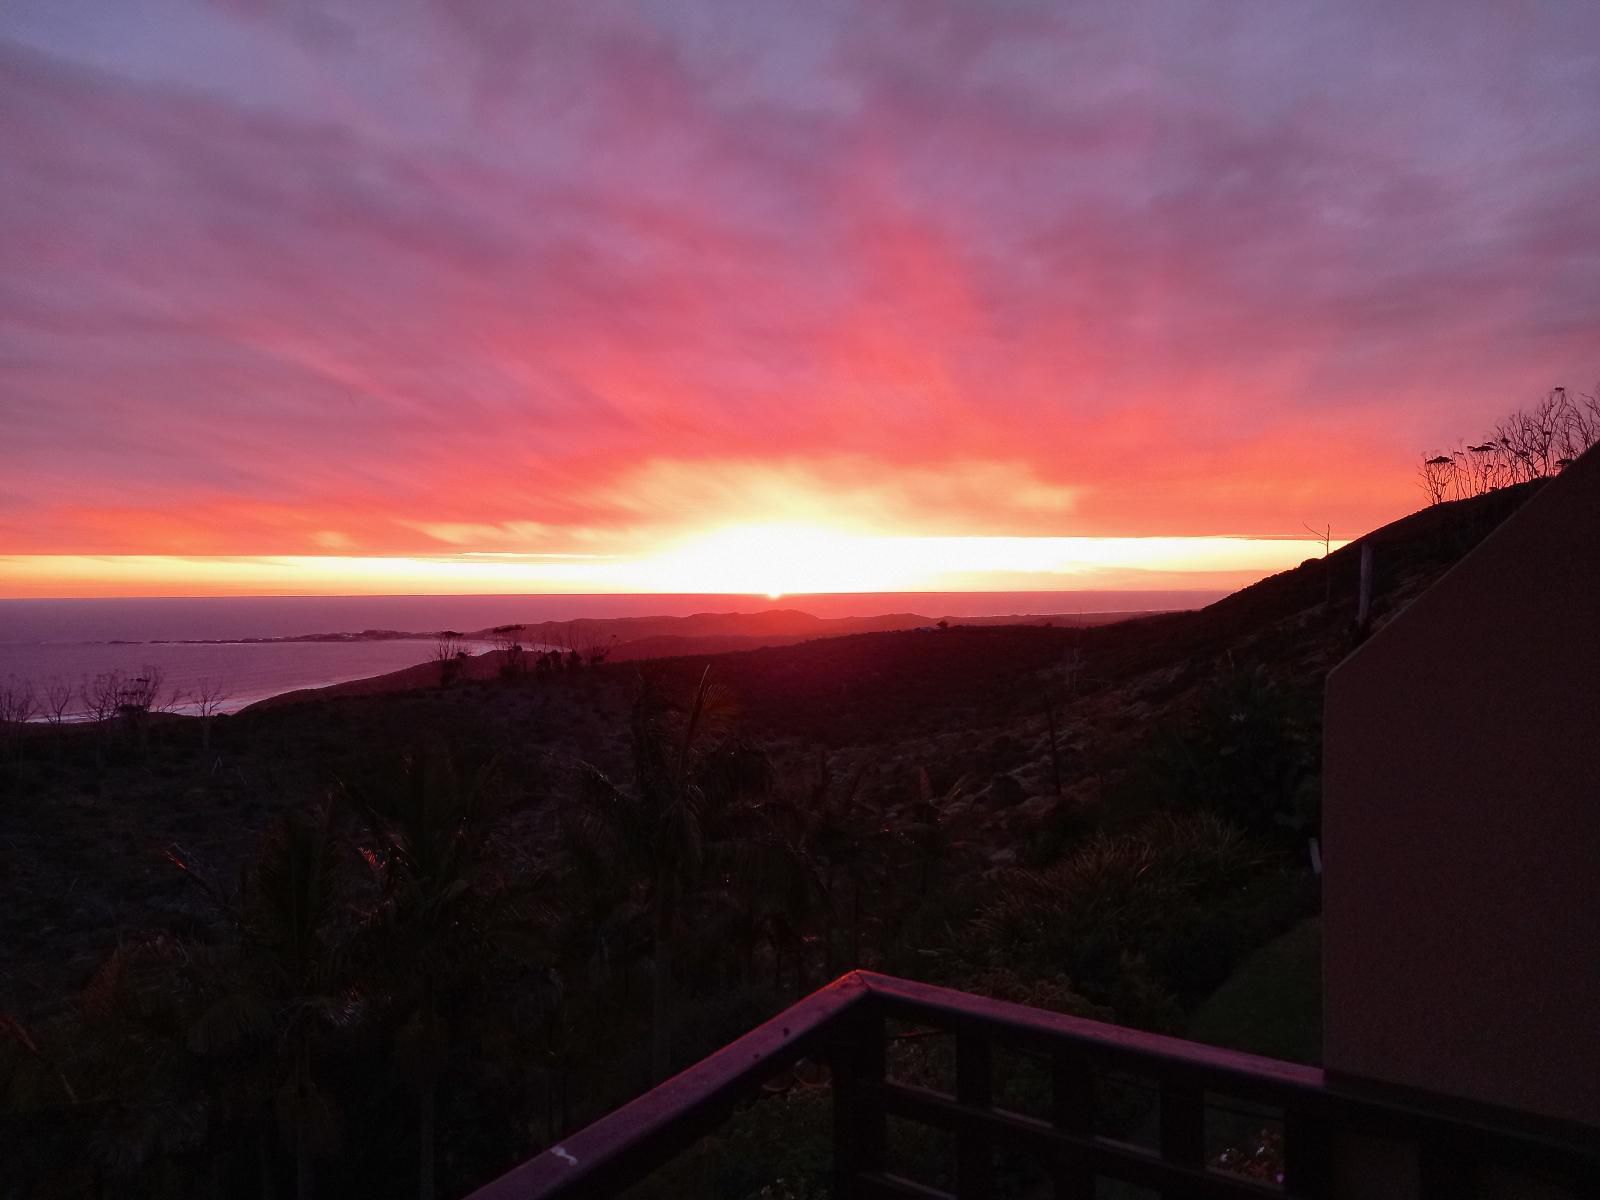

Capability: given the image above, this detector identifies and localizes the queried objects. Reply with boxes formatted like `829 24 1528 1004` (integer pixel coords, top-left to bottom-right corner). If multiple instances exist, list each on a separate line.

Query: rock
986 773 1025 808
1016 794 1058 822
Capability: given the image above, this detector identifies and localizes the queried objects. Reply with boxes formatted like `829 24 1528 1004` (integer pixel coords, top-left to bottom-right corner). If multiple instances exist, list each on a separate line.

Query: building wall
1323 446 1600 1130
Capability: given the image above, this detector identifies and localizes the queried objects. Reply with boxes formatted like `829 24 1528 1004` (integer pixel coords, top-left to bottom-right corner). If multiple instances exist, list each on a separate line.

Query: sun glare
620 524 1345 597
632 525 902 596
0 529 1345 598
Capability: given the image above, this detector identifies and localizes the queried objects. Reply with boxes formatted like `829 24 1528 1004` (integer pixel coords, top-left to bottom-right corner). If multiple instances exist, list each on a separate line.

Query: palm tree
144 803 363 1200
569 668 739 1083
804 756 883 974
899 767 971 901
755 752 880 983
346 747 557 1200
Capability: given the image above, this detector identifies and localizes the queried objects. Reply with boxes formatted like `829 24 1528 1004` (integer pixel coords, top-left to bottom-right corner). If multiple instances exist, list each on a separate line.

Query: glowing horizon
1 529 1345 600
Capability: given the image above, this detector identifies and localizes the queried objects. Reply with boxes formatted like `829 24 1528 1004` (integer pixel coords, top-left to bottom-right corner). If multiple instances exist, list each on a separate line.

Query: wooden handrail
464 971 1600 1200
465 972 869 1199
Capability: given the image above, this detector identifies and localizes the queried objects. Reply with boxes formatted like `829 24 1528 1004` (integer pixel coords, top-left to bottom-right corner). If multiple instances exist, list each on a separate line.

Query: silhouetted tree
0 677 35 766
1419 455 1455 505
193 677 229 750
768 753 880 977
567 668 741 1082
345 749 557 1200
80 805 363 1200
112 665 171 751
41 676 73 729
1422 383 1599 503
81 672 120 726
491 627 527 679
897 767 972 901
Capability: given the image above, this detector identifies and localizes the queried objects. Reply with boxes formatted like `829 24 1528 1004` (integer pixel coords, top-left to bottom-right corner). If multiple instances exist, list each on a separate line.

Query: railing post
1419 1138 1475 1200
830 1001 886 1200
1158 1082 1206 1198
1283 1111 1331 1199
1051 1047 1095 1199
956 1024 994 1199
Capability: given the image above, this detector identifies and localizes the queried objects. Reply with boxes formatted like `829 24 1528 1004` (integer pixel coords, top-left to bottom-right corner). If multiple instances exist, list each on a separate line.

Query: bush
1126 665 1320 841
623 1087 832 1200
947 814 1298 1020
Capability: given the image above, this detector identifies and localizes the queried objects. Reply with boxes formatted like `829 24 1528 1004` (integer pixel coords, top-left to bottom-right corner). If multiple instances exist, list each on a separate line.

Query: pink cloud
2 2 1598 572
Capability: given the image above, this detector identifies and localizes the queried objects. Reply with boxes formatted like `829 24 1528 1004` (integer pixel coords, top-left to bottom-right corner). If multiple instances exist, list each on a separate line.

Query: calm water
0 590 1220 715
0 638 493 716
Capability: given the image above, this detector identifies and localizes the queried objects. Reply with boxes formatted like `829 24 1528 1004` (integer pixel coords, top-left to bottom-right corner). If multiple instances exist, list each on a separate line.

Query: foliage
1188 917 1322 1065
1419 383 1600 504
625 1087 833 1200
1126 664 1321 841
2 637 1327 1198
949 814 1299 1019
342 746 560 1200
64 802 367 1196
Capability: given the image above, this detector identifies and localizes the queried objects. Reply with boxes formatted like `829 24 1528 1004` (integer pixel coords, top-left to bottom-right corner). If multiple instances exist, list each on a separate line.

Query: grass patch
1188 917 1321 1065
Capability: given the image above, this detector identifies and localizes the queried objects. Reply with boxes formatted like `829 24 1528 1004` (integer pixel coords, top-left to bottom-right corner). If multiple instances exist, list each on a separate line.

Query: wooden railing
465 971 1600 1199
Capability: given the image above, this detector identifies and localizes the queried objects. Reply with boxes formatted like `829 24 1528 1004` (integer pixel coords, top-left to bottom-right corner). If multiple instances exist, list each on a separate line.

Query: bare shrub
491 626 526 679
0 677 36 727
1420 382 1599 504
434 632 468 686
1419 455 1455 505
0 678 36 760
193 678 229 750
114 666 164 720
580 633 615 668
41 678 73 728
80 672 122 726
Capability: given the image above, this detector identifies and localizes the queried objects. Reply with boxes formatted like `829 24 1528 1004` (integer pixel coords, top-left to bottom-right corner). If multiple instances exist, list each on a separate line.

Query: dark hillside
0 484 1541 1020
0 483 1543 1018
1076 478 1544 686
0 483 1551 1200
632 480 1545 750
628 623 1081 745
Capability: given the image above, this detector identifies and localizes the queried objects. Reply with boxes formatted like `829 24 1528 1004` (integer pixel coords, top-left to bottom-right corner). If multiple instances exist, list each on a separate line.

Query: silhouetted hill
245 609 1145 709
0 484 1543 1019
625 481 1547 747
466 606 1147 663
1080 478 1546 683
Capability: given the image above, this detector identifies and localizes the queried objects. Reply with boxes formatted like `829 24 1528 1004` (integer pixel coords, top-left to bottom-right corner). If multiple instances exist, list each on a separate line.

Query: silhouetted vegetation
1419 383 1599 504
1124 665 1321 843
0 482 1546 1198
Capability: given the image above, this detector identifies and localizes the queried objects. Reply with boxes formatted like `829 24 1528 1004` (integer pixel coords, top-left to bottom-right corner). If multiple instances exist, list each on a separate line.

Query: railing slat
880 1080 1279 1199
832 1001 888 1200
468 971 1600 1199
1051 1047 1096 1199
1419 1137 1475 1200
464 973 869 1200
1159 1082 1208 1199
862 971 1325 1103
956 1025 995 1199
1283 1111 1331 1199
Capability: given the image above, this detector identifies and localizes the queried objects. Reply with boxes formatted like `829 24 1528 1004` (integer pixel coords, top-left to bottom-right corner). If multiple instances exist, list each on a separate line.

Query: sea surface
0 638 495 716
0 590 1221 715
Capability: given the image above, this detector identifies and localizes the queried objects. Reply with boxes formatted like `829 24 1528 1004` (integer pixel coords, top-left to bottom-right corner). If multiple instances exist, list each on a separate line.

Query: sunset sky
2 2 1598 598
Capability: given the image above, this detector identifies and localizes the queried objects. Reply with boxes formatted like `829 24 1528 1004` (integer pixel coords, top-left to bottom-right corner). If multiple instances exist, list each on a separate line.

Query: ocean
0 590 1221 716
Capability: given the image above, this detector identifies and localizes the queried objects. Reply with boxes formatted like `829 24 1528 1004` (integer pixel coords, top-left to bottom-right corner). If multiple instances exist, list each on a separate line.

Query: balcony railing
465 970 1600 1199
